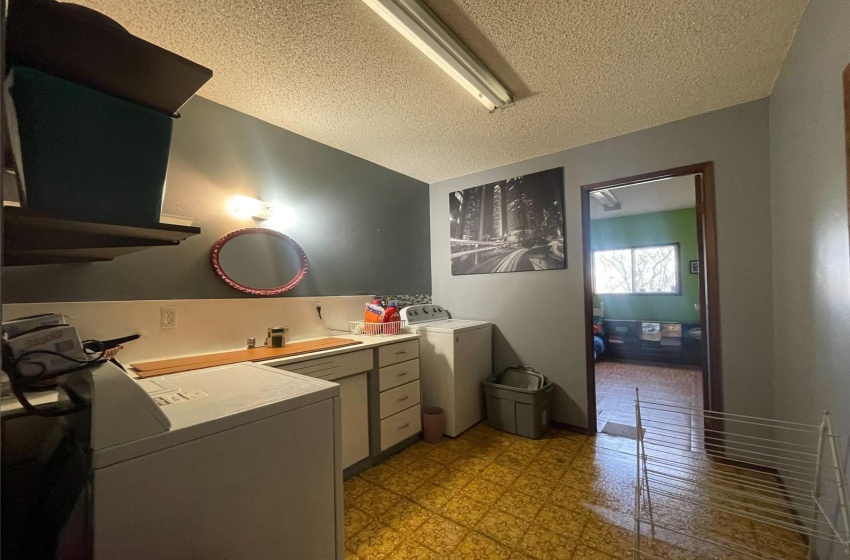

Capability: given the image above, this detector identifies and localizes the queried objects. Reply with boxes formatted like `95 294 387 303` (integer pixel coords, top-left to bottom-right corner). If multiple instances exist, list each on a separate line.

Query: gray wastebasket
484 366 554 439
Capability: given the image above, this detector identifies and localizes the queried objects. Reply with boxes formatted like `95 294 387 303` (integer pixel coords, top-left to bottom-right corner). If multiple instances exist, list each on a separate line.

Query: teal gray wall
431 99 774 428
2 96 431 302
769 2 850 555
591 208 700 324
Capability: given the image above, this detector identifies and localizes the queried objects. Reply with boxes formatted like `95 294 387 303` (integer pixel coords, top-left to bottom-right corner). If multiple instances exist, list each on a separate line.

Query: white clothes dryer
401 305 492 437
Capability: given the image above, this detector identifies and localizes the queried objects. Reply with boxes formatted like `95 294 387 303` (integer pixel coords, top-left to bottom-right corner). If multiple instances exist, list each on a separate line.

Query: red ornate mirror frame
210 227 309 296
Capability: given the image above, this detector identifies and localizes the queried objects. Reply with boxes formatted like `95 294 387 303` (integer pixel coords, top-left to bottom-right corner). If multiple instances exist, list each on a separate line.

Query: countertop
126 332 420 375
257 333 419 369
1 333 419 416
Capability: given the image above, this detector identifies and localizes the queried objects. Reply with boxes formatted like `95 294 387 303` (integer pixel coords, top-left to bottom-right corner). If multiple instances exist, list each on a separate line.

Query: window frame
592 242 682 296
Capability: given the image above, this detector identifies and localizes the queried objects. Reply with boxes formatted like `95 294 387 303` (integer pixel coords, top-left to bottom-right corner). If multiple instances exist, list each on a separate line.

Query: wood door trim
700 163 723 414
844 63 850 261
581 161 722 435
581 183 597 430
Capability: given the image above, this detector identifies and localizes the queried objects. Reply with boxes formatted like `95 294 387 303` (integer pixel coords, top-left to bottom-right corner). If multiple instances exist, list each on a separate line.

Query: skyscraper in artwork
460 186 484 240
492 184 503 238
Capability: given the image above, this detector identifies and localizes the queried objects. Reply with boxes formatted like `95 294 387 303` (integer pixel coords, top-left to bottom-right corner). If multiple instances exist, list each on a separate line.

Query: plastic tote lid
498 366 545 390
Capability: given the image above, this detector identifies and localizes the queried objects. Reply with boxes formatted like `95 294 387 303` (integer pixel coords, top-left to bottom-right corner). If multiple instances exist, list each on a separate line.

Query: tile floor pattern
344 423 808 560
595 361 702 433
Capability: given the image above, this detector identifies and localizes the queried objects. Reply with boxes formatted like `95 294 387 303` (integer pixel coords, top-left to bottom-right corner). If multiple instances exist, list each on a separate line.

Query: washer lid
145 363 335 430
409 319 491 333
93 362 339 468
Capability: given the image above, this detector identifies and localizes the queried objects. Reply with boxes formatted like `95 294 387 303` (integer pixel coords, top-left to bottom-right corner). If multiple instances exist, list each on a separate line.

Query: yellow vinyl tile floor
343 423 808 560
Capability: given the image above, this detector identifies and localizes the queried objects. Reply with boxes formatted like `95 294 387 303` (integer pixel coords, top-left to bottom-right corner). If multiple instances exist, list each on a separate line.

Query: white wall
769 2 850 556
430 100 775 428
3 296 370 365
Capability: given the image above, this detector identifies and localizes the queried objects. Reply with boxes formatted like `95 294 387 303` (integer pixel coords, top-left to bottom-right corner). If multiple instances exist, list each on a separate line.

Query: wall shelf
2 207 200 266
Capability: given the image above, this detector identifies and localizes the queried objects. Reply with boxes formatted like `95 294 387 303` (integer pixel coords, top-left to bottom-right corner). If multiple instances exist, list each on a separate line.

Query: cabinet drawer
378 340 419 368
378 359 420 392
279 349 372 380
379 380 421 420
380 404 421 451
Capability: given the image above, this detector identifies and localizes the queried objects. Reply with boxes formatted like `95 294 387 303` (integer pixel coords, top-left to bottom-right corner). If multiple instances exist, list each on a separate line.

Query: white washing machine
401 304 492 437
88 361 343 560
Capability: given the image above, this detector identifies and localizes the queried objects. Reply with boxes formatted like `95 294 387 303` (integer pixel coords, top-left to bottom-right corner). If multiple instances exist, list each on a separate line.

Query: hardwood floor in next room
595 360 702 433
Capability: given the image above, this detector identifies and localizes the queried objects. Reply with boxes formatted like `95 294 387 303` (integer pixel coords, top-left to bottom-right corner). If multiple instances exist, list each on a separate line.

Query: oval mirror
211 228 308 296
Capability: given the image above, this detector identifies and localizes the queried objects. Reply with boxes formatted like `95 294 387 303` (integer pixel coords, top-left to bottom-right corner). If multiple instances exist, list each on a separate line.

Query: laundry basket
483 366 554 439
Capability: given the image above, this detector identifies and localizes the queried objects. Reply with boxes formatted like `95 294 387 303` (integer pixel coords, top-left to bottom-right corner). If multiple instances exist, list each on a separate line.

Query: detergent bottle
381 300 401 334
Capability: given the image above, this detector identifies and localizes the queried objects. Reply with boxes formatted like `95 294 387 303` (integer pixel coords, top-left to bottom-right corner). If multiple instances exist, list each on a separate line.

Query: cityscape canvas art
449 167 566 275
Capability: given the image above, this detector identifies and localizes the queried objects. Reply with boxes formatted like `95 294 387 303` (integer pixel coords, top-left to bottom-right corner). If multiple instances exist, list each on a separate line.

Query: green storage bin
6 67 172 226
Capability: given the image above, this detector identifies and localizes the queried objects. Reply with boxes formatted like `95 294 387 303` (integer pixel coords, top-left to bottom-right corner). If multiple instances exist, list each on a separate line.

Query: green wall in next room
590 207 700 323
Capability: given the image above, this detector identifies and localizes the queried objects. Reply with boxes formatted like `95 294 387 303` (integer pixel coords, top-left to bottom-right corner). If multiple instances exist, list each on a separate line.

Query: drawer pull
396 371 408 377
397 396 409 403
395 350 407 355
398 422 410 430
292 360 335 369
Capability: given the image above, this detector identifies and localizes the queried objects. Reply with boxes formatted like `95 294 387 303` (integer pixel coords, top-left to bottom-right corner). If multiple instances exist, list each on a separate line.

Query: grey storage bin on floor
484 366 554 439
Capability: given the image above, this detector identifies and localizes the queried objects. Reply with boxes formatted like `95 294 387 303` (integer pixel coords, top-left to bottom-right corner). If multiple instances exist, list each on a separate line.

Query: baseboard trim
343 433 421 480
551 420 590 435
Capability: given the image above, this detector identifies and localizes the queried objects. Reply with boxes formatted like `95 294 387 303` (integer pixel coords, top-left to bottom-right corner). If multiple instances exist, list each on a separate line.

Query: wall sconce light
264 204 297 231
228 195 269 220
227 195 297 231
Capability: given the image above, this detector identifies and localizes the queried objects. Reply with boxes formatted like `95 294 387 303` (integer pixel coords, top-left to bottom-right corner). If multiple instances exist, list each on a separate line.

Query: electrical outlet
161 306 177 328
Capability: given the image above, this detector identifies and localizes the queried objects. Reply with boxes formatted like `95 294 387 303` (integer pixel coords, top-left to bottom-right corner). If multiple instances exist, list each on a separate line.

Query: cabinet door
451 327 493 436
338 373 369 469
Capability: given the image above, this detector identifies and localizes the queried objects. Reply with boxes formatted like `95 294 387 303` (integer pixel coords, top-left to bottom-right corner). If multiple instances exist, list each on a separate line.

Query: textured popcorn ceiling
78 0 808 183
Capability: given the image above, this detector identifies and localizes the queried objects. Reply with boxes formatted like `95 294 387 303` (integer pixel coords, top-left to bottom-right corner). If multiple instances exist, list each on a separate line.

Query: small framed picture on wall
689 260 699 274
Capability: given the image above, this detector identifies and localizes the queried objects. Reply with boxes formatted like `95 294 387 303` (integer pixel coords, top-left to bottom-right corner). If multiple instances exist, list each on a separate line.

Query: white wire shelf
632 389 850 560
348 320 407 336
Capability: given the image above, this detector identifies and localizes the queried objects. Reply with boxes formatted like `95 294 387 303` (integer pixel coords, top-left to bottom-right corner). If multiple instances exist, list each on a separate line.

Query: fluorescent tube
362 0 512 111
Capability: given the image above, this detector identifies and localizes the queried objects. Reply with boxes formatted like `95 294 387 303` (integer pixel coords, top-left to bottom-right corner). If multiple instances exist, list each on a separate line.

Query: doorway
581 162 721 436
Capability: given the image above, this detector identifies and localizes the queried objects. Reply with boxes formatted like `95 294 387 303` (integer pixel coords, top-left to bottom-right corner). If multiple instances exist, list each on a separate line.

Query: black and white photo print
448 167 565 275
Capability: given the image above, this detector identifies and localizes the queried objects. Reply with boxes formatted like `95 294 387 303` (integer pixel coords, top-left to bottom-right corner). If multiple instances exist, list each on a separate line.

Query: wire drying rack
633 388 850 559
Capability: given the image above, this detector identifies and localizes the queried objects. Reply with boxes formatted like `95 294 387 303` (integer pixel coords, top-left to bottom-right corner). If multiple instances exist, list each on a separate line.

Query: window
593 244 680 294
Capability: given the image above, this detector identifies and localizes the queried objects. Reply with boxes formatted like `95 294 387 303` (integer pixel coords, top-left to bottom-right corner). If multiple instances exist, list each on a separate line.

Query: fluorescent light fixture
361 0 512 111
590 190 622 211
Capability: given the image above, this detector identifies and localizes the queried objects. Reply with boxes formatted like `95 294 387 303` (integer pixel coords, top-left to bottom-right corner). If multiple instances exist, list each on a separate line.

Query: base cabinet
377 347 422 452
278 338 423 477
